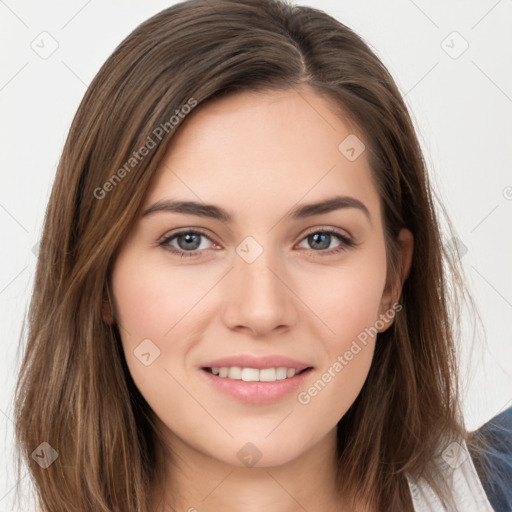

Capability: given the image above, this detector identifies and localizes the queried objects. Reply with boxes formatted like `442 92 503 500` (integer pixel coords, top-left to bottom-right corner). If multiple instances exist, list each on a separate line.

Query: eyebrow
142 195 371 224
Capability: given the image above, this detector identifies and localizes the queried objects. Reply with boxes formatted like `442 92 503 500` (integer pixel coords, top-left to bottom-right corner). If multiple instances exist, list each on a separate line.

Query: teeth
229 367 242 379
210 366 300 382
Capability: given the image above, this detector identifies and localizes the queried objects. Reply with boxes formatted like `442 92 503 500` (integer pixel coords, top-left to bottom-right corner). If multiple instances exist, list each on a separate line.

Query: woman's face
111 86 403 468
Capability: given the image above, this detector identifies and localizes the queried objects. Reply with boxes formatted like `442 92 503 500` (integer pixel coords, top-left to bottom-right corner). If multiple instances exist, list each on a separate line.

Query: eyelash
158 228 356 259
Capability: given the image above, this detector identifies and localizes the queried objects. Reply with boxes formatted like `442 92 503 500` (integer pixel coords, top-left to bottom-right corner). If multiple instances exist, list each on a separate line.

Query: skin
109 85 413 512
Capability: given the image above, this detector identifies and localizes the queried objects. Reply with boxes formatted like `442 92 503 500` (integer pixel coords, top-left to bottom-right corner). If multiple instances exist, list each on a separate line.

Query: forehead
142 87 380 224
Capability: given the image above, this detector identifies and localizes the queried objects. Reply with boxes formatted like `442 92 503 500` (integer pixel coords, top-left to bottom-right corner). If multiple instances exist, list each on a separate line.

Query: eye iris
178 233 201 250
309 232 330 250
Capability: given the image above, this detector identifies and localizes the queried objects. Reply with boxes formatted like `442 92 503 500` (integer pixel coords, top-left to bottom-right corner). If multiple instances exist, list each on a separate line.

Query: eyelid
300 225 353 241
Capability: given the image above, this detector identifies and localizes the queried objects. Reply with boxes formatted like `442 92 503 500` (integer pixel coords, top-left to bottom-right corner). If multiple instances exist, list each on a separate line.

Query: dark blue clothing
469 407 512 512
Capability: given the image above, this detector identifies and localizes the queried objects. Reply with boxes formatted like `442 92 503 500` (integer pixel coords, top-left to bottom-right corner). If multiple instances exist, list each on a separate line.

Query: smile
201 366 314 404
204 366 310 382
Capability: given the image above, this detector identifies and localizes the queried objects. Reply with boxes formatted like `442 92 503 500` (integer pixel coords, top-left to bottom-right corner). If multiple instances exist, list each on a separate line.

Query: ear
377 228 414 332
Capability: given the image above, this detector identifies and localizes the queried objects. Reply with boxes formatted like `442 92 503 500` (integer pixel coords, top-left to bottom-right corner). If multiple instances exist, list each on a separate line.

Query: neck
149 426 356 512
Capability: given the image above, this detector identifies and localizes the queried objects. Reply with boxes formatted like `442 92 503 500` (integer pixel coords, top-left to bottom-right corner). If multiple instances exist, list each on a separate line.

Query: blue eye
298 229 355 256
159 228 355 259
159 230 214 258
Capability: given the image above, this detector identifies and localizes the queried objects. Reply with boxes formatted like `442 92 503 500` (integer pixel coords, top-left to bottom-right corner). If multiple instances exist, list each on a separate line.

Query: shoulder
469 406 512 512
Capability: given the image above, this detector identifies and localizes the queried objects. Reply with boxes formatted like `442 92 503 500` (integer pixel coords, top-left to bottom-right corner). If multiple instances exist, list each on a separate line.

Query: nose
221 243 299 337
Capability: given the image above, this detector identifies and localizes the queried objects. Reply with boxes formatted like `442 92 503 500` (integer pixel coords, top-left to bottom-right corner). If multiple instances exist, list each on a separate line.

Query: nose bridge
236 234 286 305
222 234 297 334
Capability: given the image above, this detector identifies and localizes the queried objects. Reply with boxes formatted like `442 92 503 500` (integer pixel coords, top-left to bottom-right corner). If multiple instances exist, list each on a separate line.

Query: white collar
406 439 495 511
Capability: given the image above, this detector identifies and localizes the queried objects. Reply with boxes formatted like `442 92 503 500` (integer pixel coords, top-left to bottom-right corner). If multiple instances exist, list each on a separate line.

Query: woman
14 0 512 511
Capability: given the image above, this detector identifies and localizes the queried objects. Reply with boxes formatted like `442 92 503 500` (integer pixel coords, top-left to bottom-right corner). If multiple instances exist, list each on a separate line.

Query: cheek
301 247 387 347
110 251 202 424
110 249 223 409
111 250 215 341
294 246 387 416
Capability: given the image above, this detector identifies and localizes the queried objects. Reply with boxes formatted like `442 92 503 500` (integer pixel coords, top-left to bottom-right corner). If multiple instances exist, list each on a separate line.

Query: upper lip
201 354 313 372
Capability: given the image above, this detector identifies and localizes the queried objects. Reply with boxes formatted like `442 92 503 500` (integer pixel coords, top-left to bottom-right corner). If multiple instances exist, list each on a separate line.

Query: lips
200 364 314 404
201 354 313 372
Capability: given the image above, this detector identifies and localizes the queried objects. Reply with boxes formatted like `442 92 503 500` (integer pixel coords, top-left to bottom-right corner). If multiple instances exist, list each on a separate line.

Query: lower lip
200 368 313 405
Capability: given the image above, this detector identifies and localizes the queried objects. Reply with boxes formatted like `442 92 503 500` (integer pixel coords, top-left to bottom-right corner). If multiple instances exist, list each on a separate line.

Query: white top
406 439 495 511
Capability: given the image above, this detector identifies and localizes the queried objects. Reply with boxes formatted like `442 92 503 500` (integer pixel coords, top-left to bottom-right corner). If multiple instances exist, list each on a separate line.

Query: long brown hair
14 0 485 510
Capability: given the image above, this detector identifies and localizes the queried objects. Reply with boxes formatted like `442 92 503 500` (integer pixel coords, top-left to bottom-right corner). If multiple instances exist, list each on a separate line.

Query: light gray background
1 1 511 509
